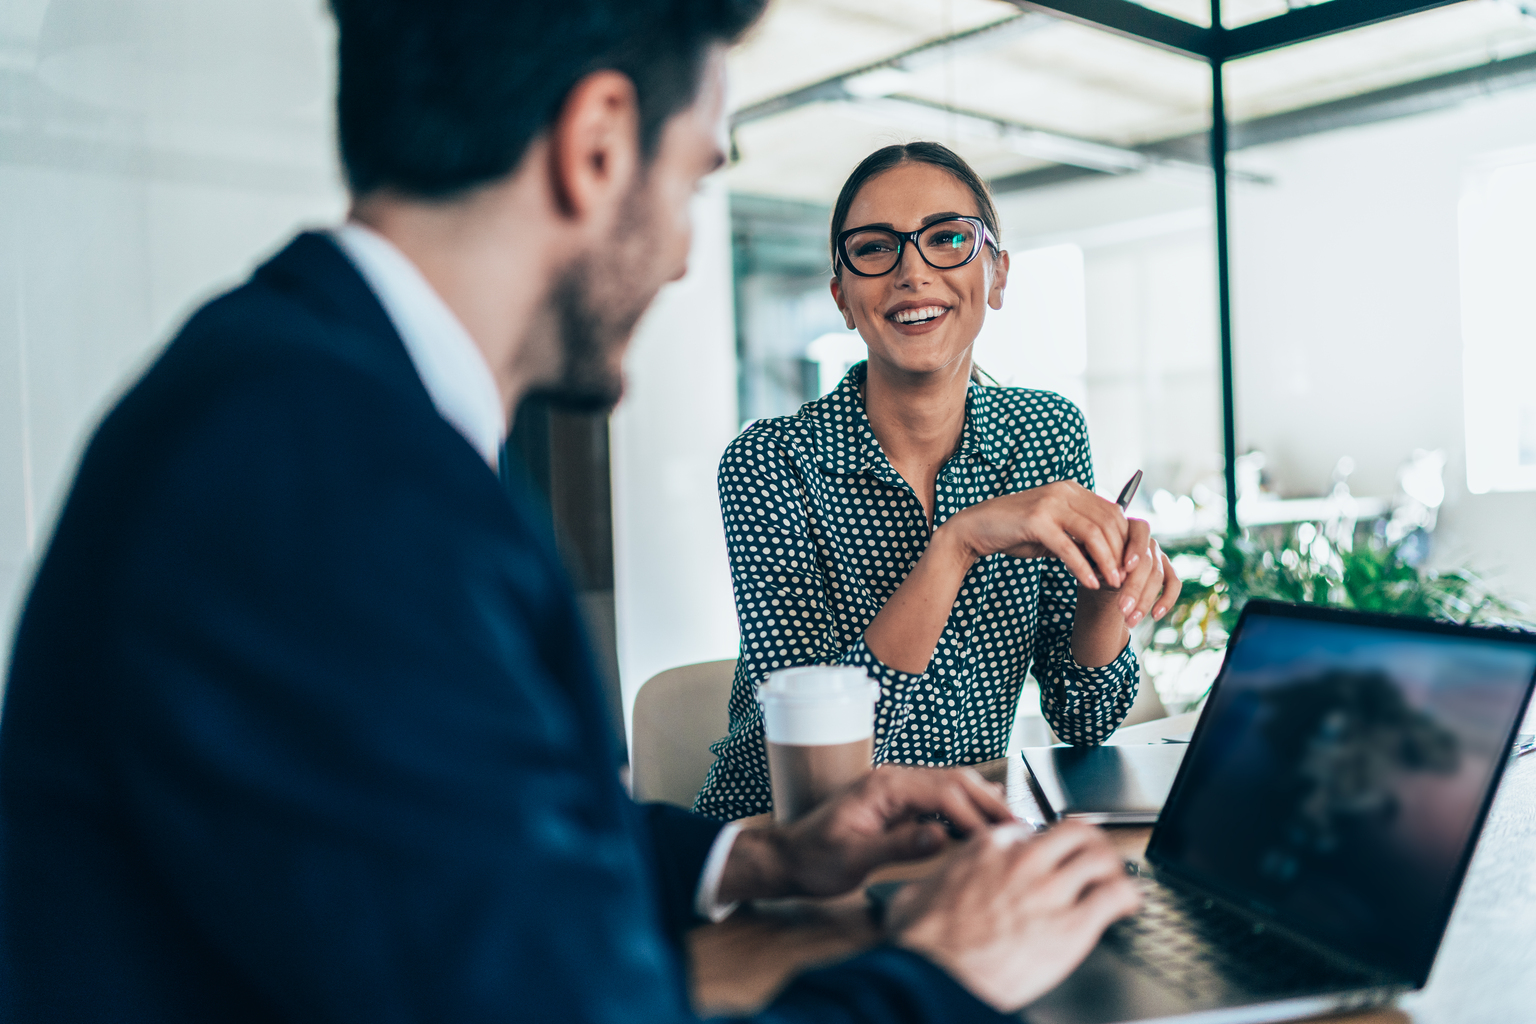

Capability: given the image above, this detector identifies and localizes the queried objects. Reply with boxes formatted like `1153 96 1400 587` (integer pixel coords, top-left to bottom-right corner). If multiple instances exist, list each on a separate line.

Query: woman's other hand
941 483 1179 630
942 481 1130 589
1099 518 1180 628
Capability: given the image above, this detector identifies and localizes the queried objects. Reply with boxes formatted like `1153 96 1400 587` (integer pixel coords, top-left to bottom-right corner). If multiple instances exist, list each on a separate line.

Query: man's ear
987 250 1010 311
548 70 640 223
829 275 855 330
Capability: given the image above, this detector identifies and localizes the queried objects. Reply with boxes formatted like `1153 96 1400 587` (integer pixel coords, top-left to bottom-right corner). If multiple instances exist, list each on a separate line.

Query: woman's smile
887 301 952 333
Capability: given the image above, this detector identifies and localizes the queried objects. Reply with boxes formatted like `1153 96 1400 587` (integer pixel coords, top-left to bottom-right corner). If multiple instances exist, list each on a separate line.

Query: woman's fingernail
1130 610 1144 625
1119 596 1135 615
1125 554 1139 570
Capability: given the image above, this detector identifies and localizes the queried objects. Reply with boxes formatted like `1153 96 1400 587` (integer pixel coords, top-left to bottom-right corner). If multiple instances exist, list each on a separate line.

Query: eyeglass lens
842 219 980 275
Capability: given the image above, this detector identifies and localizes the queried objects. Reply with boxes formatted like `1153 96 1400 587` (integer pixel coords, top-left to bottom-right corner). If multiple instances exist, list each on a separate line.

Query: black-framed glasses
835 216 996 277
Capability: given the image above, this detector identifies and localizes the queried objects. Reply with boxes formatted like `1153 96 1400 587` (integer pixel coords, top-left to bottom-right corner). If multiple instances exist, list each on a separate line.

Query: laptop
1026 598 1536 1024
1020 744 1187 824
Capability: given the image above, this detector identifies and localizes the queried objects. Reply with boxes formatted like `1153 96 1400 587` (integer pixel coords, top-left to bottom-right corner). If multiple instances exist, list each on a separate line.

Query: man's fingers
1045 876 1142 968
1077 875 1144 934
919 771 1014 835
877 819 950 863
1015 821 1114 877
911 767 1015 833
1032 845 1129 911
955 768 1015 825
870 767 1015 834
932 784 1008 836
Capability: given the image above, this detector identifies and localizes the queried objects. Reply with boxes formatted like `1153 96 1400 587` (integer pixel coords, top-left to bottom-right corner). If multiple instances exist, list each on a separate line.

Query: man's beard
531 206 659 414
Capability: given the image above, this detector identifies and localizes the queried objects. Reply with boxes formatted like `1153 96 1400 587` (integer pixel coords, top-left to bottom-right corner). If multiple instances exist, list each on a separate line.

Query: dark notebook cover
1020 744 1188 824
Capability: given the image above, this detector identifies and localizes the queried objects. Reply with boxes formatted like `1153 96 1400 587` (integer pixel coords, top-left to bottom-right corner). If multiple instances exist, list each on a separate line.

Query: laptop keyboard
1104 878 1371 999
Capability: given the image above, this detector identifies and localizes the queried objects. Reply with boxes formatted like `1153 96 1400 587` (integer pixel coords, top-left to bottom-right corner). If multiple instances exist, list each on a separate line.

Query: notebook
1020 743 1187 824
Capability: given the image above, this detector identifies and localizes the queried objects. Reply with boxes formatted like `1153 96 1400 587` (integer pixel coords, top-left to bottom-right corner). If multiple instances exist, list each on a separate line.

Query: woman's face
830 161 1009 382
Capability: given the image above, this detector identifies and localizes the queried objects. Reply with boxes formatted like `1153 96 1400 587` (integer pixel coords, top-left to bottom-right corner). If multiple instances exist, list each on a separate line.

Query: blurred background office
3 0 1536 754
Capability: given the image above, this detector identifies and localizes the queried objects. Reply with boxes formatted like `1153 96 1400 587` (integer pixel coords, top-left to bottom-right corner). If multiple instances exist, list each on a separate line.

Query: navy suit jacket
0 234 1006 1023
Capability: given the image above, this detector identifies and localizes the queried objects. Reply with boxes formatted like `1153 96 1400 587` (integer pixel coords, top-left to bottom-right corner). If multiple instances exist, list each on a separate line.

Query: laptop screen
1146 601 1536 984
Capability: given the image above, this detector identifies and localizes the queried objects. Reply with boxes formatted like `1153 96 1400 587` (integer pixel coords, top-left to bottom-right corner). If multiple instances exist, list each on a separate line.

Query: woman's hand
1099 518 1180 628
942 481 1131 590
941 483 1180 630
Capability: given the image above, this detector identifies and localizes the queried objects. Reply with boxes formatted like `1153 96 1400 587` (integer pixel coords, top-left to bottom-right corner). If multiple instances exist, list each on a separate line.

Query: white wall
979 83 1536 607
610 178 741 743
2 2 748 723
0 0 346 678
1231 85 1536 604
988 174 1221 501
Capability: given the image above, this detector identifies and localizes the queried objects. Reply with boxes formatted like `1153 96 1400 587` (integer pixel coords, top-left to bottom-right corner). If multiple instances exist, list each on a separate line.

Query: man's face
538 49 729 411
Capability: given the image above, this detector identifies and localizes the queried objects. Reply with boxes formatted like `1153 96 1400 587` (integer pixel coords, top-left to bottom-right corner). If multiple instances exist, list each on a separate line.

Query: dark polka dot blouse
693 362 1140 822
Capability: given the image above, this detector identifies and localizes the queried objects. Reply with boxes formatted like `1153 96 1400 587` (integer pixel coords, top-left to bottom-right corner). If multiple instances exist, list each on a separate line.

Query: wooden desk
690 713 1536 1022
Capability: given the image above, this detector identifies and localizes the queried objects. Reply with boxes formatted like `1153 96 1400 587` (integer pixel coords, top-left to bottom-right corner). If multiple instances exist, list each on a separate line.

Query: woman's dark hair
829 141 1002 272
330 0 767 199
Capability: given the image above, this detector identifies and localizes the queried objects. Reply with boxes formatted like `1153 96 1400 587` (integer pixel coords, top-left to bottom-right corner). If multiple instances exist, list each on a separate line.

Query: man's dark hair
330 0 766 199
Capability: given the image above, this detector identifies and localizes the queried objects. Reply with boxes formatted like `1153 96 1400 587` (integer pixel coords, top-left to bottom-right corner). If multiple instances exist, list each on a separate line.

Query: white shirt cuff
693 820 745 923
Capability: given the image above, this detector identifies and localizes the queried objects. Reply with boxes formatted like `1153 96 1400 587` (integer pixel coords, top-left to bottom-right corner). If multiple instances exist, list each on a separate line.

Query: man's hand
717 765 1014 905
889 821 1142 1012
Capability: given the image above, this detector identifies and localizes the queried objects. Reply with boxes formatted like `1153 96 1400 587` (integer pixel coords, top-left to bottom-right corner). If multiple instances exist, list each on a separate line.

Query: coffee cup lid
757 665 876 703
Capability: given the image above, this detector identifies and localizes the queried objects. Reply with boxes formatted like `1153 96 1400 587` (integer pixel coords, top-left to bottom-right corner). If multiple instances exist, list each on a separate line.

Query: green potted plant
1143 524 1532 711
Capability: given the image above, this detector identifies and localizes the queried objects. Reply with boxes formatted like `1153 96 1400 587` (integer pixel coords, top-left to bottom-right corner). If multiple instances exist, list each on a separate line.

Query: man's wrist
716 826 798 905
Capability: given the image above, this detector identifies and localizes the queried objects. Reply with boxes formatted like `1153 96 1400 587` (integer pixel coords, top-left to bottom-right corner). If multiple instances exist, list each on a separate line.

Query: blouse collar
806 361 1002 482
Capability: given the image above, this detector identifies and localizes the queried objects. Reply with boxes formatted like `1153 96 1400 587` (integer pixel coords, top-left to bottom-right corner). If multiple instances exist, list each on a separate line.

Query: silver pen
1116 469 1143 511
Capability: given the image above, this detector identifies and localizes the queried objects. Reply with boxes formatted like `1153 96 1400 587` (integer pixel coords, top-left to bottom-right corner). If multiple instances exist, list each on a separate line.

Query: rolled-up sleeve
1029 399 1140 745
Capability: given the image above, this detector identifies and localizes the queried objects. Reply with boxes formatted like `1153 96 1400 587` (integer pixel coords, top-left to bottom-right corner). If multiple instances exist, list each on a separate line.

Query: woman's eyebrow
854 211 970 231
920 211 966 226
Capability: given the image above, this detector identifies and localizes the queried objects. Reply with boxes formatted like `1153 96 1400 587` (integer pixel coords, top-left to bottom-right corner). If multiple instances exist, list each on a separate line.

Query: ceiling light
842 68 915 100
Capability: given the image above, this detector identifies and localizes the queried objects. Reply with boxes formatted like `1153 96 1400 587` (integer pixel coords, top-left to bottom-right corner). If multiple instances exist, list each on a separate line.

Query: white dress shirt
330 222 506 470
329 221 742 922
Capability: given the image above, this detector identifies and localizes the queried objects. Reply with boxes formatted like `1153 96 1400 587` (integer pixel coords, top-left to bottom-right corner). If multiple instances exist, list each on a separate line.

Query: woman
694 142 1179 821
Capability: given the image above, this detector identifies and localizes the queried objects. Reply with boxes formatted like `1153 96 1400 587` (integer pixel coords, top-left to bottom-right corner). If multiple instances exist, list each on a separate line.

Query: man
0 2 1139 1021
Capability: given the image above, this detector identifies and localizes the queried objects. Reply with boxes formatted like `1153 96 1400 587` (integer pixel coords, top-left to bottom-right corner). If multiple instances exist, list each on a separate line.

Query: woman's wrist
1070 586 1131 668
931 516 982 567
863 519 980 675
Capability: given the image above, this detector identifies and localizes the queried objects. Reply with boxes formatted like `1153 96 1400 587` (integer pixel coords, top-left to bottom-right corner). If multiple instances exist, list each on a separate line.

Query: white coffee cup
757 666 878 822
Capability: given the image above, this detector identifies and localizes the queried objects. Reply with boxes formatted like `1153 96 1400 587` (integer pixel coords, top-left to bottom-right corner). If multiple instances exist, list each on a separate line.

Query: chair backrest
630 659 736 807
631 658 1164 805
1119 668 1169 729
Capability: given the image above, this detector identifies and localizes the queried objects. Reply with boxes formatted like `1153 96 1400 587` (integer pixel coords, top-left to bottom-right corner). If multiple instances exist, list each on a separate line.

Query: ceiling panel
1225 1 1536 120
726 99 1053 202
726 0 1536 202
728 0 1016 109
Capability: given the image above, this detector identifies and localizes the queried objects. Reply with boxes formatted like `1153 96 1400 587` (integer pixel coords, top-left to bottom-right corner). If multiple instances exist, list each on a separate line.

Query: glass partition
0 0 346 675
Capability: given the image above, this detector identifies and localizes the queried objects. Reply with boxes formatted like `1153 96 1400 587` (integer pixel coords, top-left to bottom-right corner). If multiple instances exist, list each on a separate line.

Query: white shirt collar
330 222 506 471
